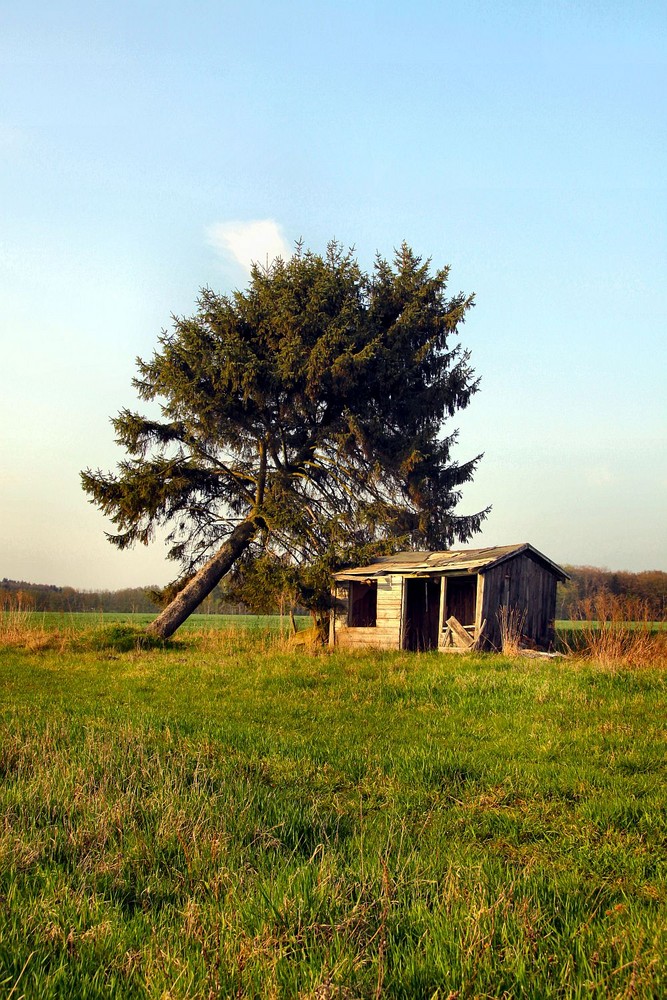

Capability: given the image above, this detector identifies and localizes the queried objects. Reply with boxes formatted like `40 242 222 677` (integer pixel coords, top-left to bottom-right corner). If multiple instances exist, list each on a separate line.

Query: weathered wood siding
330 575 403 650
480 552 558 651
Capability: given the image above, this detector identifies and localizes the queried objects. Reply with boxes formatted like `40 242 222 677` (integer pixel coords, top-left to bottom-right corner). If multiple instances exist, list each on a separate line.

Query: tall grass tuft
498 604 527 656
567 592 666 667
189 624 289 656
0 591 58 651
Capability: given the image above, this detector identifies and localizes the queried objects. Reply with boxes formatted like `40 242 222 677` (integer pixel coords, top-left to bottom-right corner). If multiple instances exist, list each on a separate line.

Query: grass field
0 622 665 998
14 611 313 633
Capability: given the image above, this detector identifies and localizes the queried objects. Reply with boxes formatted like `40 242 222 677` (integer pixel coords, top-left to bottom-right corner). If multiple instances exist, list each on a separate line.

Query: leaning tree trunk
146 519 258 639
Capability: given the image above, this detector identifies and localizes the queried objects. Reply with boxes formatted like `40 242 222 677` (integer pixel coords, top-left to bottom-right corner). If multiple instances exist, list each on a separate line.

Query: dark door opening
403 578 441 651
445 576 477 627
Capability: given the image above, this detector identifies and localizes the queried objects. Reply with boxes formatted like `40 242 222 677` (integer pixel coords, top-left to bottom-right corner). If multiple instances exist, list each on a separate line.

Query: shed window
348 581 377 627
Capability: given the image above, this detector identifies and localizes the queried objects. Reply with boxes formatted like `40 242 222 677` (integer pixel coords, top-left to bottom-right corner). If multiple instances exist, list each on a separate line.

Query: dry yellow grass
569 593 667 668
497 605 528 656
0 593 74 651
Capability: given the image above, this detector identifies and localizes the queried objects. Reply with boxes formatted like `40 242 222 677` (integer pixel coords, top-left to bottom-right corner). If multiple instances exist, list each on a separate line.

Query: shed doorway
445 575 477 628
403 578 441 651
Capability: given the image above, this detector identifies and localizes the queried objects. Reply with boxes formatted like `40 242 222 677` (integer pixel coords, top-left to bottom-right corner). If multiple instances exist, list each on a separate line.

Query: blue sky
1 0 665 588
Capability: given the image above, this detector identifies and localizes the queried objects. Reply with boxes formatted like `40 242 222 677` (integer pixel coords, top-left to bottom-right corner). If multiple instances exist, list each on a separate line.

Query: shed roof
333 543 569 582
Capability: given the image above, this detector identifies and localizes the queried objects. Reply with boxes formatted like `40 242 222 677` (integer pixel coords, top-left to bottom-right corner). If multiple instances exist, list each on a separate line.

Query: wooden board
446 615 475 649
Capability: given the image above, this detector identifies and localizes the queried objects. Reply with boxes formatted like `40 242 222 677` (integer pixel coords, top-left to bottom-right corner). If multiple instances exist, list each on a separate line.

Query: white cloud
207 219 291 274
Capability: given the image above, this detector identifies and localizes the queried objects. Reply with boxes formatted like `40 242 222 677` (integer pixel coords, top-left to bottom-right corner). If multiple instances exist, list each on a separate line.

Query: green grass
0 635 665 998
13 611 311 633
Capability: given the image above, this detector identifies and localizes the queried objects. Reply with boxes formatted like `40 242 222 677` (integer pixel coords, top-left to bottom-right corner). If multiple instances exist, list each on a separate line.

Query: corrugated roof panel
333 543 569 581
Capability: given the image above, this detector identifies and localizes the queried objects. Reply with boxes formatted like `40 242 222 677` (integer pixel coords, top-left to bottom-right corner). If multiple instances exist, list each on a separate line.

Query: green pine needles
82 241 488 637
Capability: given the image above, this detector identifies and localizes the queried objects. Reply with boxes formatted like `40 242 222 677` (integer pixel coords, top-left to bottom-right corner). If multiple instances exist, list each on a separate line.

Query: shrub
83 623 168 653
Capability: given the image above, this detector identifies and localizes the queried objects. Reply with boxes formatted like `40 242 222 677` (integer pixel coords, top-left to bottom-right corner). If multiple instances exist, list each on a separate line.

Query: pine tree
82 241 488 637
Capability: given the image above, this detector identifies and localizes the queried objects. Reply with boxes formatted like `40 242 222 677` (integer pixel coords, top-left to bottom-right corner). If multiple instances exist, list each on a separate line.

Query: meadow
0 619 665 998
11 611 312 634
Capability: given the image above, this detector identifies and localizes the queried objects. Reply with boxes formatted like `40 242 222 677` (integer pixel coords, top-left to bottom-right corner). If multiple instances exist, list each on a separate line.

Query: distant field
15 611 312 633
0 632 665 998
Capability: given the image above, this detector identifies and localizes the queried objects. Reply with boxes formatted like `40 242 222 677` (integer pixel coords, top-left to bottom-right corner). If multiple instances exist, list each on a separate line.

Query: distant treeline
0 579 248 615
4 565 667 619
557 567 667 619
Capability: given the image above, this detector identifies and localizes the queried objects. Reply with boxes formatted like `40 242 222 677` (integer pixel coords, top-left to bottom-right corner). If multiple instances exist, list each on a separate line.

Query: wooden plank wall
480 553 558 651
330 576 403 649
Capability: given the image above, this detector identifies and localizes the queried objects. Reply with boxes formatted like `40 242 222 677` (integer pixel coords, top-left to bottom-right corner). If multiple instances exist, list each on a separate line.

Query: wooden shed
330 543 569 653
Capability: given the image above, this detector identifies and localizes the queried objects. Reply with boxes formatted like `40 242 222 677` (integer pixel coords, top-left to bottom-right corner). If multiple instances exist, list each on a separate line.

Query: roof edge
479 543 570 581
333 543 570 582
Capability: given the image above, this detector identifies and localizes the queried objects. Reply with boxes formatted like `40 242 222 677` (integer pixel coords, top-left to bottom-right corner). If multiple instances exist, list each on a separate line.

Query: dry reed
498 605 527 656
569 592 666 668
0 593 74 652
